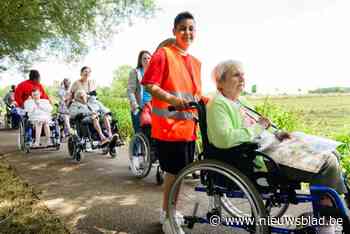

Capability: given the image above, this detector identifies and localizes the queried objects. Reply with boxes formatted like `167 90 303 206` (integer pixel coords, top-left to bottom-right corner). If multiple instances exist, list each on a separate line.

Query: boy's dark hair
80 66 90 74
29 70 40 81
174 11 195 28
136 50 151 69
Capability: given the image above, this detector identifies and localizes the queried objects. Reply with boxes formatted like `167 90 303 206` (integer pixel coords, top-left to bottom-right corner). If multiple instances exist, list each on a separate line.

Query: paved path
0 129 311 234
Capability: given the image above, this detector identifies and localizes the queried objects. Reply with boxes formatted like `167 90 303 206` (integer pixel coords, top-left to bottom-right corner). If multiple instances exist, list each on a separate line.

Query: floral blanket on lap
258 131 343 173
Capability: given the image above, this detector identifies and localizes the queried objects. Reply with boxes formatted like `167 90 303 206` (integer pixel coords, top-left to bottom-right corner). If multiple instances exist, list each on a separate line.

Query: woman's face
141 53 151 69
218 65 245 98
173 19 196 50
81 67 91 79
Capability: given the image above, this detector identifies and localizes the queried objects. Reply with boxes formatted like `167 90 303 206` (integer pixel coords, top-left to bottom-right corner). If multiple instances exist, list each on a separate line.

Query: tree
251 84 257 94
0 0 156 68
111 64 133 97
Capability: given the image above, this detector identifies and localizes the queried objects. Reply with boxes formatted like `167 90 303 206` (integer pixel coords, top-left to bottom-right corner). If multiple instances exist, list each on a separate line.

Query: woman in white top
24 89 52 147
70 66 96 100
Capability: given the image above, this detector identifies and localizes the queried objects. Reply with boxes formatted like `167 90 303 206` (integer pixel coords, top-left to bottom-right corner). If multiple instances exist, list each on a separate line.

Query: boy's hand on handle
169 96 187 109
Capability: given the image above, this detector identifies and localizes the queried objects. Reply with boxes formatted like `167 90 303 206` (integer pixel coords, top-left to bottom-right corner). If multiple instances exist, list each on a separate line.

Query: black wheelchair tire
67 136 75 157
156 166 164 185
109 146 117 158
128 133 152 178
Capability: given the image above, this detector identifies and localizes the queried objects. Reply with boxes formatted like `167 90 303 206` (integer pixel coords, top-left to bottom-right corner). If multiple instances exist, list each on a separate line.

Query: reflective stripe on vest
168 91 197 102
152 107 193 120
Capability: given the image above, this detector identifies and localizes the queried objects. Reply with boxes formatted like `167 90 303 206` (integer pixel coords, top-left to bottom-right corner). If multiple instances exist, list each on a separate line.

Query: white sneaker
160 210 184 225
162 218 185 234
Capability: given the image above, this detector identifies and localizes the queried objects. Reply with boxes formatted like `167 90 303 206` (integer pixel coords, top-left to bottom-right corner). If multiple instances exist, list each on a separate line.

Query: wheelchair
166 101 350 234
67 112 124 162
128 124 165 185
17 113 61 153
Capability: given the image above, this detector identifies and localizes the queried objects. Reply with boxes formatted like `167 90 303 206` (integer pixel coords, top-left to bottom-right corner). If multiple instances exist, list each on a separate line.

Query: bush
255 100 299 131
98 96 133 139
334 133 350 175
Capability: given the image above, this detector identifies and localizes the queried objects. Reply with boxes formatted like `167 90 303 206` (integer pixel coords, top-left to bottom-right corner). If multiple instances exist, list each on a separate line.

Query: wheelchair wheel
68 135 84 162
168 159 269 234
128 133 152 178
109 146 118 158
67 136 74 156
156 166 164 185
108 134 120 158
17 122 25 151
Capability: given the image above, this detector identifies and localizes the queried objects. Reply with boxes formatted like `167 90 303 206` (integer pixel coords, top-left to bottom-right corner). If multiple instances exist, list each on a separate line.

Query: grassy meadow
248 94 350 137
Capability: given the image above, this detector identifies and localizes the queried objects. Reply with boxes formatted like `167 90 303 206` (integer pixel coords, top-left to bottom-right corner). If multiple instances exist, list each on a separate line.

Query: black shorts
155 140 195 175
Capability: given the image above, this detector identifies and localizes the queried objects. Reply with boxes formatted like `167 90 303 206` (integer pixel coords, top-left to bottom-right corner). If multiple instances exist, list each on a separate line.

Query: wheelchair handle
168 101 198 112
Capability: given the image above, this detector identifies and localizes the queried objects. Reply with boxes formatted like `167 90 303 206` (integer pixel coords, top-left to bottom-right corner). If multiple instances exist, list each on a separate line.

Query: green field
248 94 350 137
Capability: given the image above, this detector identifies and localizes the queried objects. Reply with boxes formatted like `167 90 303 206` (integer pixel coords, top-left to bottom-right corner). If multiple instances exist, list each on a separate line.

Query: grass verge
0 157 69 234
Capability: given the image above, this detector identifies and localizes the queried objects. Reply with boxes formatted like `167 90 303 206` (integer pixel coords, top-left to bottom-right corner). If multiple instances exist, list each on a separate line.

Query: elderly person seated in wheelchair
69 89 110 145
206 60 349 231
23 89 53 147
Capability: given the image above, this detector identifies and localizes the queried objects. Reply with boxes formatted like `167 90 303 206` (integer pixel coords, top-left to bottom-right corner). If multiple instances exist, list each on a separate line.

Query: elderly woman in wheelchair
68 89 122 161
165 60 350 234
19 89 61 152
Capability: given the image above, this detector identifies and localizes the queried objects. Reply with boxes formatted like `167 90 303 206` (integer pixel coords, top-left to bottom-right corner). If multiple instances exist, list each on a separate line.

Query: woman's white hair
75 89 86 102
212 59 243 86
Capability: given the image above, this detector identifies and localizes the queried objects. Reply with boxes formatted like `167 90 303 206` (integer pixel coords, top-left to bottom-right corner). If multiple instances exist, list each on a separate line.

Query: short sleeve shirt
70 79 96 99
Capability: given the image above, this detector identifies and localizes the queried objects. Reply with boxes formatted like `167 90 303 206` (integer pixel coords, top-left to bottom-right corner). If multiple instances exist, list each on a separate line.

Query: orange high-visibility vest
151 45 202 141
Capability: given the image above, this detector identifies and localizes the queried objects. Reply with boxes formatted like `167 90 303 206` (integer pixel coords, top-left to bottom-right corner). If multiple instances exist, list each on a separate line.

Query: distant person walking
58 78 71 138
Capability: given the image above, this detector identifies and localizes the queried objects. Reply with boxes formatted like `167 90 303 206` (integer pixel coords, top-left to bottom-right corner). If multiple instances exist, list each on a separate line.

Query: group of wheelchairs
14 105 124 162
67 111 124 162
157 101 350 234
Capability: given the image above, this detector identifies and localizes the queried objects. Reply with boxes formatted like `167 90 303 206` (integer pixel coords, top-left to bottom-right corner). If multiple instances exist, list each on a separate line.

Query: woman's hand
257 117 271 129
274 131 292 141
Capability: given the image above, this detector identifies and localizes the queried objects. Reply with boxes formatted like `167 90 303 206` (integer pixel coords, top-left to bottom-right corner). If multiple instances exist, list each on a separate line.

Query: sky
1 0 349 94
